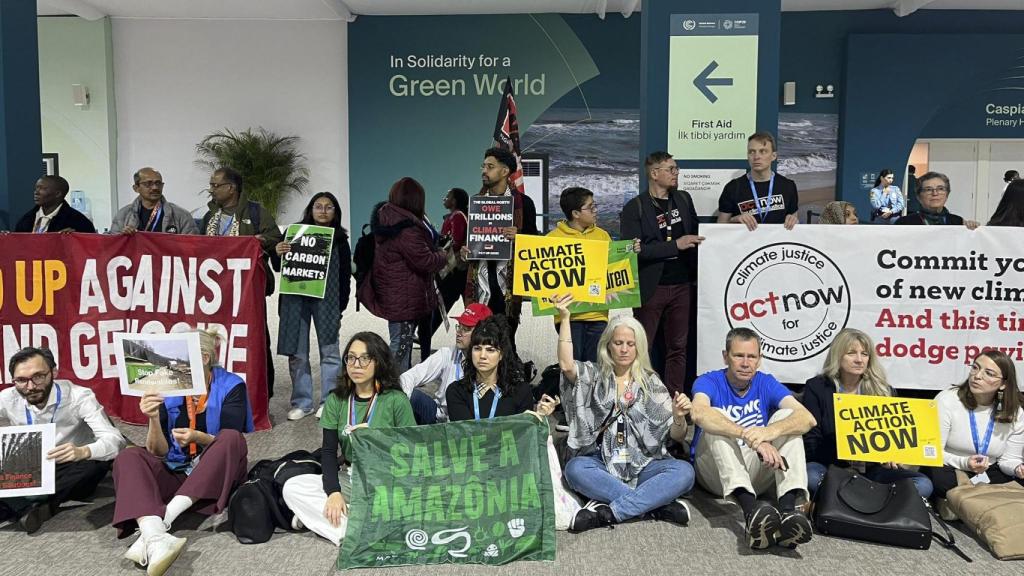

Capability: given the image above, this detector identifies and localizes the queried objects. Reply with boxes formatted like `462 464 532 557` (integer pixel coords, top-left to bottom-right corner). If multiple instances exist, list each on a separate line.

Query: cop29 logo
724 243 850 362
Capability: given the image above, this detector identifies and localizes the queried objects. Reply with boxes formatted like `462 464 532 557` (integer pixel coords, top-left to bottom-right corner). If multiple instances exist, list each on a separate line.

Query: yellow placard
605 258 633 294
834 394 943 467
512 235 609 303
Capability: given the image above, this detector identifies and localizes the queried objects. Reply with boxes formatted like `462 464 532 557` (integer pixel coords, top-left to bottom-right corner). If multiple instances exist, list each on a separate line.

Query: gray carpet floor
0 290 1010 575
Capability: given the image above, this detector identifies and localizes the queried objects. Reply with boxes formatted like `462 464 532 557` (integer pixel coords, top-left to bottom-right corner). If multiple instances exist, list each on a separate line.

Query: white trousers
696 408 809 501
281 472 351 546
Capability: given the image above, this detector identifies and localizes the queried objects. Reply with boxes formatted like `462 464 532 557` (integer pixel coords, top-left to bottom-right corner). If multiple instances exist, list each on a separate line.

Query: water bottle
68 190 93 221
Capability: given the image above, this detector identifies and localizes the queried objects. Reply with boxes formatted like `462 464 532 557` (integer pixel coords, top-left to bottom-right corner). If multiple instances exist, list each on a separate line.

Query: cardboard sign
834 394 943 467
467 196 514 260
512 235 608 304
532 240 640 316
279 224 335 298
0 424 56 497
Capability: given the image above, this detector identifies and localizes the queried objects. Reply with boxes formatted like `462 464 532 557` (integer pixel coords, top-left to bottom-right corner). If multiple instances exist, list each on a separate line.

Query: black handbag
813 465 969 560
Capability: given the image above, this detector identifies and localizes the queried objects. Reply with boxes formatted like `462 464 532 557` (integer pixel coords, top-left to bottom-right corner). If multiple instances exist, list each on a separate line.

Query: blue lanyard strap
26 382 62 425
454 350 463 382
218 213 235 236
473 385 502 420
746 173 775 222
969 409 996 456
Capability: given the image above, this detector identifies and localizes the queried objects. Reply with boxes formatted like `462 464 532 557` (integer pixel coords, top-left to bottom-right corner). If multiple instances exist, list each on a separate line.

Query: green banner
279 224 335 298
339 414 556 569
531 240 640 316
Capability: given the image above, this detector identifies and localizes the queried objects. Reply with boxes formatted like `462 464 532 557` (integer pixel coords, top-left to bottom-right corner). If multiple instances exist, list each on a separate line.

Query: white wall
112 19 348 229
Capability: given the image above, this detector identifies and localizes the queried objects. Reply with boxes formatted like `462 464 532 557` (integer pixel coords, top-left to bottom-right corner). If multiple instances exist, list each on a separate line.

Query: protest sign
0 233 270 429
697 225 1024 389
467 196 514 260
833 394 942 467
0 424 55 497
532 240 640 316
114 332 206 397
512 235 608 304
340 414 555 569
279 224 335 298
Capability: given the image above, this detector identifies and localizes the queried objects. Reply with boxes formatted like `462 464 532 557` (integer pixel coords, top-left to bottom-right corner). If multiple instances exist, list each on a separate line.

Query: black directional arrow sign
693 60 733 104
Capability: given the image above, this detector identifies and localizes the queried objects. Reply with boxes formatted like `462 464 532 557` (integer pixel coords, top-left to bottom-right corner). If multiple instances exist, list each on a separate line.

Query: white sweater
936 388 1024 476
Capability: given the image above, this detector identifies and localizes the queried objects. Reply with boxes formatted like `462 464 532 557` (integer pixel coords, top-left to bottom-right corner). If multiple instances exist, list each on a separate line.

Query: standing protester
277 192 351 421
0 347 126 534
869 168 905 223
988 179 1024 227
14 175 96 233
818 201 859 225
896 171 979 228
419 187 471 358
463 148 538 347
716 132 799 230
357 177 446 372
200 167 284 398
110 167 199 234
906 165 920 213
620 152 703 396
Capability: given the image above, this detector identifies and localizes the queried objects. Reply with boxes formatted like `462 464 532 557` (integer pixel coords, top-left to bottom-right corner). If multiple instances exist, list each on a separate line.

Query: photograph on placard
0 423 56 498
114 332 206 397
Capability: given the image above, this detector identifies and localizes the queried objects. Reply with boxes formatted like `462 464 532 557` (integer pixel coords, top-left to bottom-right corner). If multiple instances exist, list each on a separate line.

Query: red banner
0 233 270 430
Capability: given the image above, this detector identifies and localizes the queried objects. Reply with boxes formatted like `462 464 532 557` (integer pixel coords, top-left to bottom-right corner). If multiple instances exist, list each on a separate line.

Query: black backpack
352 222 375 312
228 449 323 544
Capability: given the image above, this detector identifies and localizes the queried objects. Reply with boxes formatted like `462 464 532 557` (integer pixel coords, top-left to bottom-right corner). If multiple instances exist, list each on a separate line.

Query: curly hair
460 315 524 396
333 332 402 397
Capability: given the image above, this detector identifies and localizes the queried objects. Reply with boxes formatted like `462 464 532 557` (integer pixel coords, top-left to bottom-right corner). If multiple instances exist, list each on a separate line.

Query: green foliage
194 127 310 217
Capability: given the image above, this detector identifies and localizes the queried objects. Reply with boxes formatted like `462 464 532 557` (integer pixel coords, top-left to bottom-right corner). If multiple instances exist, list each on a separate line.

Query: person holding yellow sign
801 329 933 498
923 350 1024 508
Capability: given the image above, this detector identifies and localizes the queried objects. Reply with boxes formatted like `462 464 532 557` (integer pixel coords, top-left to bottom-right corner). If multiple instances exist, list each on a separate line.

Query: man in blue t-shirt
691 328 816 550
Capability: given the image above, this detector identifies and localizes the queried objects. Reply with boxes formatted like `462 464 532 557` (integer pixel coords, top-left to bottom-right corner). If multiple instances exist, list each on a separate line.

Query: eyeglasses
921 186 948 195
344 354 373 367
455 324 474 334
138 180 165 188
579 204 599 213
654 166 679 175
969 364 1003 381
313 205 336 212
13 371 51 387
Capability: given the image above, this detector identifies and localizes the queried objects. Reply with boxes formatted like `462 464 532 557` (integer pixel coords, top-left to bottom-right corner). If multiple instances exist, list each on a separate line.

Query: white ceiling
36 0 1024 20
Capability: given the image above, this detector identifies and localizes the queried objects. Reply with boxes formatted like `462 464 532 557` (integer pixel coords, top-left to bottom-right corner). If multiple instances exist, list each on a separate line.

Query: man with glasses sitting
110 167 199 234
0 347 126 533
896 171 980 228
399 303 492 424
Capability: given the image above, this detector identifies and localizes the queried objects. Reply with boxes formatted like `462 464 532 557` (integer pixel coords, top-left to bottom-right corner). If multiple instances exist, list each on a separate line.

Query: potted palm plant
194 127 309 217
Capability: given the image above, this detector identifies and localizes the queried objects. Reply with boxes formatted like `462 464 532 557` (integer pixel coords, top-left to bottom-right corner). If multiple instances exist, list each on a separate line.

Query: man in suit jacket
619 151 704 396
14 175 96 233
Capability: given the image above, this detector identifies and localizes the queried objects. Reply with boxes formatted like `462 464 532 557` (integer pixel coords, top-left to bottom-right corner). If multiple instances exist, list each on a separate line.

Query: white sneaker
145 533 186 576
290 514 304 531
315 405 323 419
287 408 307 421
124 535 147 566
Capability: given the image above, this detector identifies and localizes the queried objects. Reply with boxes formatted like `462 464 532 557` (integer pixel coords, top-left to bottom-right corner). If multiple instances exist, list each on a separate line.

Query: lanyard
473 385 502 420
184 395 208 457
25 382 62 425
218 214 235 236
144 203 164 232
454 350 463 382
348 392 378 428
969 409 996 456
747 173 775 222
34 217 51 234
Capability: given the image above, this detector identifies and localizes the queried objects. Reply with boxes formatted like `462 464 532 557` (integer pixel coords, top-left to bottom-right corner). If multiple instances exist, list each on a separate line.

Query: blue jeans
807 461 933 499
409 389 439 425
288 315 342 413
564 453 695 521
388 320 416 372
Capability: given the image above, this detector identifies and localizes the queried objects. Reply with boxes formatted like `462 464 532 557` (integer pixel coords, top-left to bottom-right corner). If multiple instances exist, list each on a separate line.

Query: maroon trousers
111 429 248 538
634 283 692 396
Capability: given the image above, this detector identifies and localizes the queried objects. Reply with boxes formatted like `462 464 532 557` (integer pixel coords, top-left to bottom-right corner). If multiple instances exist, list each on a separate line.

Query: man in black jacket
619 151 703 396
14 176 96 233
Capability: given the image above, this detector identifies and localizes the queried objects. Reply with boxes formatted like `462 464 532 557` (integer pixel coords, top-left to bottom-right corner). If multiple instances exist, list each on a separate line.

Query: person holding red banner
112 329 254 576
276 192 351 421
280 332 415 546
13 175 96 233
110 167 199 234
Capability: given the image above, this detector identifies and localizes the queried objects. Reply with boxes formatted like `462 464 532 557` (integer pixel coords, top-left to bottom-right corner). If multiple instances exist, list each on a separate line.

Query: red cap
451 303 493 327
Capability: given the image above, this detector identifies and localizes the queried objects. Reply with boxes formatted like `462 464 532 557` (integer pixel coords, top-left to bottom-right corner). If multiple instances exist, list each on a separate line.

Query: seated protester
896 171 980 229
14 175 96 233
0 347 126 533
445 315 535 421
691 327 816 550
109 167 199 234
923 350 1024 506
112 330 253 576
555 295 695 532
280 332 415 546
401 303 492 424
802 329 932 498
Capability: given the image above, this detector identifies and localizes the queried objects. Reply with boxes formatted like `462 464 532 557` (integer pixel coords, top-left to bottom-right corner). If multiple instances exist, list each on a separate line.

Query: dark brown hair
957 350 1021 423
388 177 426 219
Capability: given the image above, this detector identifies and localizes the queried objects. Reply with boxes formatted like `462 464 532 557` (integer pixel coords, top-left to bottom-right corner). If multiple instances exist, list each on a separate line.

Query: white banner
697 224 1024 390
